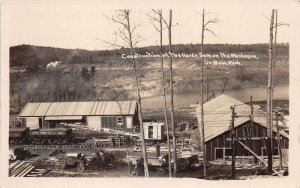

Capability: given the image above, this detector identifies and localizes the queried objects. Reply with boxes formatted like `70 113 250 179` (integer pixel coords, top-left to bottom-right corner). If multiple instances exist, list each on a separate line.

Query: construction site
6 8 290 179
8 91 289 178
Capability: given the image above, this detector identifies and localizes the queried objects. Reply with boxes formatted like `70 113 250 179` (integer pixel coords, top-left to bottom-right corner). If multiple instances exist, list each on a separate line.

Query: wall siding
205 121 289 161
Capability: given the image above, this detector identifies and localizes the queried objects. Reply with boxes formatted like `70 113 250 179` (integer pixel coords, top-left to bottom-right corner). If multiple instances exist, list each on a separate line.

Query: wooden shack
143 122 164 141
194 94 289 161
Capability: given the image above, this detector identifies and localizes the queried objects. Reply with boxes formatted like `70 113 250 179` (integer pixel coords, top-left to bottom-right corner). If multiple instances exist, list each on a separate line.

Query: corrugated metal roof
19 103 52 117
194 94 288 142
91 100 136 115
44 116 83 120
19 101 137 117
45 102 95 116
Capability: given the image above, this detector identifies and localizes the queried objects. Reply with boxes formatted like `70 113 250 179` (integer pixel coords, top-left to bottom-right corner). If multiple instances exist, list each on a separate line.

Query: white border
1 0 300 188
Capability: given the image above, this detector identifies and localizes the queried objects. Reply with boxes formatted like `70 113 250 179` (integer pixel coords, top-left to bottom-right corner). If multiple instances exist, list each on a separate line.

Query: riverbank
141 86 288 110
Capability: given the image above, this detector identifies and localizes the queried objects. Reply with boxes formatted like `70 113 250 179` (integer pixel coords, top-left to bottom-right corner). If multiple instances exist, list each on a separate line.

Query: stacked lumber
26 169 48 177
9 160 35 177
9 160 48 177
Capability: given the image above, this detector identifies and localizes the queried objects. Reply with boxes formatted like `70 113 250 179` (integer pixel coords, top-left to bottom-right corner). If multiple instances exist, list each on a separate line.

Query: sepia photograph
1 0 300 187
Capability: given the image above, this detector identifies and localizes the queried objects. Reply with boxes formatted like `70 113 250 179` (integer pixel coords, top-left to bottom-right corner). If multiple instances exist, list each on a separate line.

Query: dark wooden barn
194 94 289 161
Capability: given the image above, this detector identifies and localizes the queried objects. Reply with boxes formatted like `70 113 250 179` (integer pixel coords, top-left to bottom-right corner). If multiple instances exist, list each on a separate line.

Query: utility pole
250 96 253 117
249 96 254 153
275 111 282 171
200 9 207 178
230 105 236 178
267 9 275 175
206 77 209 100
272 9 279 159
273 11 281 170
18 71 21 109
168 9 177 177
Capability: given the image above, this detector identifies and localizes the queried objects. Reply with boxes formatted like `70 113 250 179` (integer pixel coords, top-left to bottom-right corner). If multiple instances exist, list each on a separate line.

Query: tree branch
132 35 144 47
204 28 220 39
147 10 163 32
273 22 289 28
204 18 219 27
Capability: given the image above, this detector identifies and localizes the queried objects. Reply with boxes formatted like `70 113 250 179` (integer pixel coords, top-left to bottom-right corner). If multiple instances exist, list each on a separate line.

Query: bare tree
148 9 172 178
163 9 178 177
198 9 219 178
104 10 149 177
269 9 288 173
266 9 275 174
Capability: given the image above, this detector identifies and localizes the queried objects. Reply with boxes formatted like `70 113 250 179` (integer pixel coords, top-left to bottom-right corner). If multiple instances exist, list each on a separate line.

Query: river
141 86 288 110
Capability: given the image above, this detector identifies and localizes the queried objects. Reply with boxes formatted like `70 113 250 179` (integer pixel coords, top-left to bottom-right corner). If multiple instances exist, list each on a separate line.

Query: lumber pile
9 160 48 177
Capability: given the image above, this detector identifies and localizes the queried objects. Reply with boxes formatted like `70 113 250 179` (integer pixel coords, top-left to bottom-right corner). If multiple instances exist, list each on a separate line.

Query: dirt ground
15 145 285 179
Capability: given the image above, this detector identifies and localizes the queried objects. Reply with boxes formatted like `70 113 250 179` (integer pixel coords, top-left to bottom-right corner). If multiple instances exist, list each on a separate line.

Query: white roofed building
18 100 139 132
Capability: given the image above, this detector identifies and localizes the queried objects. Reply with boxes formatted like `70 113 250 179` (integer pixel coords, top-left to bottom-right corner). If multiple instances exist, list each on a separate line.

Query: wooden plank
26 174 38 177
235 138 279 173
16 165 33 177
19 166 35 177
16 165 32 177
12 163 31 176
235 138 268 166
30 170 46 174
9 160 20 168
10 161 25 171
34 168 47 171
11 163 30 177
10 161 25 173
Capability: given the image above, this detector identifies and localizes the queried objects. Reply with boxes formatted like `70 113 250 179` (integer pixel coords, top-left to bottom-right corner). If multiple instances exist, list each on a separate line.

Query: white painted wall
26 117 39 129
87 116 101 130
126 116 133 129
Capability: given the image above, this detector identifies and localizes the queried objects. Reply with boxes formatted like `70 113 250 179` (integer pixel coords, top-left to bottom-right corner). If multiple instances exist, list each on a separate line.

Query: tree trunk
267 9 275 174
125 10 149 178
273 10 282 171
158 10 172 177
200 9 207 177
168 9 177 177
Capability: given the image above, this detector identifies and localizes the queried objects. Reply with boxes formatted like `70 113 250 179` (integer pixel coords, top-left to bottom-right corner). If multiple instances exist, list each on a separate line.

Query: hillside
9 43 289 68
9 44 289 110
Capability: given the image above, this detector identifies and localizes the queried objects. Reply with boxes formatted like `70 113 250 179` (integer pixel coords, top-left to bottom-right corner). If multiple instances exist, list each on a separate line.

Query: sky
2 1 294 51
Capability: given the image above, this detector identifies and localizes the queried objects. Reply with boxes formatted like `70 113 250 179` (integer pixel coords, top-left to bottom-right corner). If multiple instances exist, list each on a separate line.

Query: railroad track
10 143 111 150
10 139 139 150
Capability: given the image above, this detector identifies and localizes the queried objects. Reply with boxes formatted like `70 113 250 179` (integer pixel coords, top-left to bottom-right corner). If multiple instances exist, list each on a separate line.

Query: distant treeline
10 43 289 71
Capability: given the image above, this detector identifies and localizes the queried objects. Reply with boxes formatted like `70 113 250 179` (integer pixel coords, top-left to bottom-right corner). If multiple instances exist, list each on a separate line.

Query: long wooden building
194 94 289 161
18 100 139 132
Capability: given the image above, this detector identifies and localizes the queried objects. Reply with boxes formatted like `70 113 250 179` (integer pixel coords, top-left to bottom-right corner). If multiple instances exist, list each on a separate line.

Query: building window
148 126 153 138
243 124 252 137
215 148 232 160
225 148 232 156
116 116 124 129
261 147 267 156
117 116 123 124
216 149 223 159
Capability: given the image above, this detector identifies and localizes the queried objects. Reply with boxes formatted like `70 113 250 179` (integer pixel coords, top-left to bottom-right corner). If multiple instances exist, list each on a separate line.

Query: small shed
143 122 164 141
193 94 289 161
